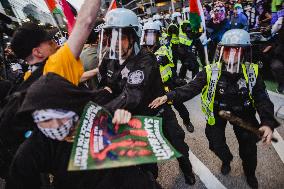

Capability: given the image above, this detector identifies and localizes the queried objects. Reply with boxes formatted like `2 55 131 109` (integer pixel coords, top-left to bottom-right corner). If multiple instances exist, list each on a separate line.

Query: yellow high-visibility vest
201 62 258 125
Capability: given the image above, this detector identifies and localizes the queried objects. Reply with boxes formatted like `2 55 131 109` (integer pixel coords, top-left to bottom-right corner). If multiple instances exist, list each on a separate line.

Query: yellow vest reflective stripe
179 32 192 46
167 46 174 67
201 62 222 125
159 64 172 83
168 23 179 45
241 63 259 104
179 21 192 46
159 32 168 45
201 62 259 126
171 34 179 44
155 46 174 83
155 45 174 67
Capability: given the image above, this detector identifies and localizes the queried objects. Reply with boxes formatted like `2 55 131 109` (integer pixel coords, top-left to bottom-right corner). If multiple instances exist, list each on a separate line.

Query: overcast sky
67 0 84 10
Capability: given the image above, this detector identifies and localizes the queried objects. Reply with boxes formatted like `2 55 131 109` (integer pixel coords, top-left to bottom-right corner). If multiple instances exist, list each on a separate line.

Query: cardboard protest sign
68 102 181 170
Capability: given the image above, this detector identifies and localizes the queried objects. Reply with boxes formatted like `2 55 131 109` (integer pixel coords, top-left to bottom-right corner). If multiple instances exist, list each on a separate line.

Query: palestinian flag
44 0 76 34
189 0 202 32
108 0 118 12
60 0 76 33
189 0 210 64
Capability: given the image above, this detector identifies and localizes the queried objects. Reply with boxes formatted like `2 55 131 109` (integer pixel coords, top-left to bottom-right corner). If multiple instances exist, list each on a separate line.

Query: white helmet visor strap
109 28 119 59
140 30 145 45
98 29 104 66
99 28 124 64
237 47 242 73
119 28 122 64
218 46 224 63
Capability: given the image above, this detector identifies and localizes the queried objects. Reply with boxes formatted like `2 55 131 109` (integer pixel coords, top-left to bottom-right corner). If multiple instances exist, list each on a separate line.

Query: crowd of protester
0 0 283 189
203 0 284 93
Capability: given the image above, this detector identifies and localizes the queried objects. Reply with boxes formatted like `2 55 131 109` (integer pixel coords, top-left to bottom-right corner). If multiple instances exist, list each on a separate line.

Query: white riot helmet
141 21 161 46
214 29 252 73
154 20 163 29
182 7 190 21
165 14 170 20
138 17 142 23
99 8 141 65
171 12 182 24
153 14 162 21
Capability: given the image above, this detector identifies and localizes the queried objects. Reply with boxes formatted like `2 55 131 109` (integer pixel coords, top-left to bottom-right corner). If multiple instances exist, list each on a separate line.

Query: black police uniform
166 67 279 179
155 48 192 128
167 24 179 76
98 48 195 184
178 22 199 80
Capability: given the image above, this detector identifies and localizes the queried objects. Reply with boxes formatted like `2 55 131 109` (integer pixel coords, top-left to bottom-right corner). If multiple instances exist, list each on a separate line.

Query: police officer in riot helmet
142 20 195 133
98 8 142 98
152 14 164 30
141 20 161 53
98 8 165 115
178 20 200 80
167 16 180 74
98 8 196 185
171 12 182 25
150 29 279 189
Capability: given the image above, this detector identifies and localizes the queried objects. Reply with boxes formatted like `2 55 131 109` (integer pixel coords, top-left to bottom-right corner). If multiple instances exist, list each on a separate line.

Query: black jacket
7 129 157 189
99 49 165 115
0 62 46 178
167 69 279 129
7 73 158 189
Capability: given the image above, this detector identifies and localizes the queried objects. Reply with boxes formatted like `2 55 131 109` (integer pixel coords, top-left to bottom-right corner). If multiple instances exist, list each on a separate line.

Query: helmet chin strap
119 28 122 64
98 29 104 66
236 47 242 73
218 46 224 63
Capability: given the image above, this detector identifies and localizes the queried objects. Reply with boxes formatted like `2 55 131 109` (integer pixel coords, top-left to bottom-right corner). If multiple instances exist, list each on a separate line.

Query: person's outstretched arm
67 0 101 59
149 70 207 109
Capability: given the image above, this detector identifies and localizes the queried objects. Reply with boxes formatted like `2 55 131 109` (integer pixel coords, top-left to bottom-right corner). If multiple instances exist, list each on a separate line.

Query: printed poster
68 102 181 170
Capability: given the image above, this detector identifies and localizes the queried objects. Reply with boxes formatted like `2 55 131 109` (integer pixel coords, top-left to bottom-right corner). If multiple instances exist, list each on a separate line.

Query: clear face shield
141 30 159 46
99 28 122 63
214 46 252 73
99 28 140 65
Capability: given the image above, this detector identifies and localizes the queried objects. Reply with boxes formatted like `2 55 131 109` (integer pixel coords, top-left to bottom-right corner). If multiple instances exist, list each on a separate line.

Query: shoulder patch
127 70 144 84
